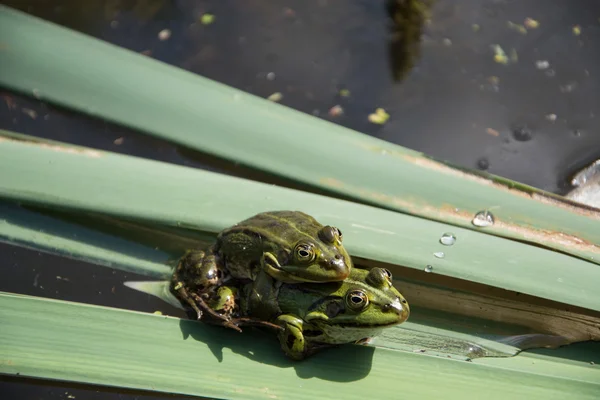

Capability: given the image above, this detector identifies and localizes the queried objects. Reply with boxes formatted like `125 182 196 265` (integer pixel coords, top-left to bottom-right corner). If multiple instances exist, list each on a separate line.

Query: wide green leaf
1 291 599 400
0 5 598 266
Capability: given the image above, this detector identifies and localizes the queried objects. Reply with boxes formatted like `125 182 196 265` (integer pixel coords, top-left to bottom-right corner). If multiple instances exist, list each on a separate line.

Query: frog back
215 211 324 279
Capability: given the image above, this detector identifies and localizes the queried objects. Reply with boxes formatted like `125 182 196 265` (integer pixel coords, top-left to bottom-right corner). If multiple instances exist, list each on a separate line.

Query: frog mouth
263 252 331 283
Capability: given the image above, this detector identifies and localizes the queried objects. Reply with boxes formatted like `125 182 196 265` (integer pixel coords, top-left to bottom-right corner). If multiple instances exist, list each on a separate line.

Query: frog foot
172 281 242 332
275 314 307 361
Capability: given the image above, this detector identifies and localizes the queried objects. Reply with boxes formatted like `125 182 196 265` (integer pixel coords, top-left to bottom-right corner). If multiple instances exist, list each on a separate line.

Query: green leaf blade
2 292 599 400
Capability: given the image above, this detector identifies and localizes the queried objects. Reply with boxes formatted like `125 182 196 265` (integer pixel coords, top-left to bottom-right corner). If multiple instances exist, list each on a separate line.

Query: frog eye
295 243 315 262
382 268 393 280
334 227 343 241
346 290 369 311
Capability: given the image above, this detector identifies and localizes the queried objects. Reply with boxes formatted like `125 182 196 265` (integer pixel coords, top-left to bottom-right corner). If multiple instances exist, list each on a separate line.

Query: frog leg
246 269 281 321
275 314 308 361
200 285 283 332
171 249 240 331
228 317 284 332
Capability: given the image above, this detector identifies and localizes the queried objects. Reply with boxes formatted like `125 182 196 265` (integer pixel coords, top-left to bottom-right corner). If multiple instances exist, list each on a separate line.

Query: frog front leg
171 249 241 332
275 315 308 361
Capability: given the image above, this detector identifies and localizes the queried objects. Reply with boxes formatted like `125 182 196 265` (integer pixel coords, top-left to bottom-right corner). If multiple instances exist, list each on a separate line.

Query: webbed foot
275 314 307 360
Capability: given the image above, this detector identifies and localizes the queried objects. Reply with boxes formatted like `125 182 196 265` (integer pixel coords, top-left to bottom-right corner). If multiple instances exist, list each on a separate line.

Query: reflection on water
386 0 433 82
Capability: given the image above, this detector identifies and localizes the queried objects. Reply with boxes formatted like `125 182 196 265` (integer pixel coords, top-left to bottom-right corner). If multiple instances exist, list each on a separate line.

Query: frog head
264 224 353 283
301 267 410 344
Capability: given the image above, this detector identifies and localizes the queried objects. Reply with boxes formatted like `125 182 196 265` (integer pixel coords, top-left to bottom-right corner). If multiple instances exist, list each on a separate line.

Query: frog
237 266 410 360
170 210 353 332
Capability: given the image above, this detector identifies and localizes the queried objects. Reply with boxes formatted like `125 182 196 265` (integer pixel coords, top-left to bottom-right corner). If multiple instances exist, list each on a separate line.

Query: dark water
2 0 600 398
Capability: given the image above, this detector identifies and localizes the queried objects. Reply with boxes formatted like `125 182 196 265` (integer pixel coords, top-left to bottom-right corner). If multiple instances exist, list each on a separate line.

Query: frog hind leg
171 249 241 332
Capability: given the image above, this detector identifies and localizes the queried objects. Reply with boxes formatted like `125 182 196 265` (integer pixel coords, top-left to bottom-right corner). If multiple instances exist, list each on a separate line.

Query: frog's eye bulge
317 225 337 244
346 290 369 311
294 243 315 262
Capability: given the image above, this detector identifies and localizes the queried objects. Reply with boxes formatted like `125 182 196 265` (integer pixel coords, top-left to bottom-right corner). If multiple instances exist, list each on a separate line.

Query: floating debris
491 45 509 64
486 127 500 137
573 25 581 36
545 113 557 122
201 13 215 25
339 89 351 97
267 92 283 102
158 29 171 41
32 88 41 99
524 18 539 29
113 137 124 145
22 108 37 119
472 24 480 32
329 105 344 117
507 21 527 35
535 60 550 70
266 72 276 81
368 108 390 124
110 20 119 29
442 38 452 46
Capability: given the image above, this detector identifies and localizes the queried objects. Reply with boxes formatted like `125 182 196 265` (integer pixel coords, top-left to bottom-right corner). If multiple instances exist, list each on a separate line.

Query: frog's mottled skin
170 211 353 331
239 267 410 360
217 211 351 283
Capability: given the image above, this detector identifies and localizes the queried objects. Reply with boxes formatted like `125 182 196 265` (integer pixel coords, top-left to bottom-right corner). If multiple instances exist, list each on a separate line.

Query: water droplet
433 252 445 259
476 157 490 170
511 125 533 142
424 265 433 273
440 233 456 246
472 211 495 227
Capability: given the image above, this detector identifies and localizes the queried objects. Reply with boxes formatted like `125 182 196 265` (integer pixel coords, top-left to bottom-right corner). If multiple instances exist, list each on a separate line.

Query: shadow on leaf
178 318 374 382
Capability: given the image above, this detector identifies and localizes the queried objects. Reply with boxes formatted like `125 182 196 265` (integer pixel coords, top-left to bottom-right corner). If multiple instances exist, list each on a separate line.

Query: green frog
171 210 353 332
238 266 410 360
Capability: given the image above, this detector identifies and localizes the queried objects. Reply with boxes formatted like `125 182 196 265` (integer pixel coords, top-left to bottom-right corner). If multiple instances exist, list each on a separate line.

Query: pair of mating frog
170 211 410 360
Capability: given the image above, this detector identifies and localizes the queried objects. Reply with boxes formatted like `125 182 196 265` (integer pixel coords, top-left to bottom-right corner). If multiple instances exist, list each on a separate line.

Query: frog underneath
238 266 410 360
